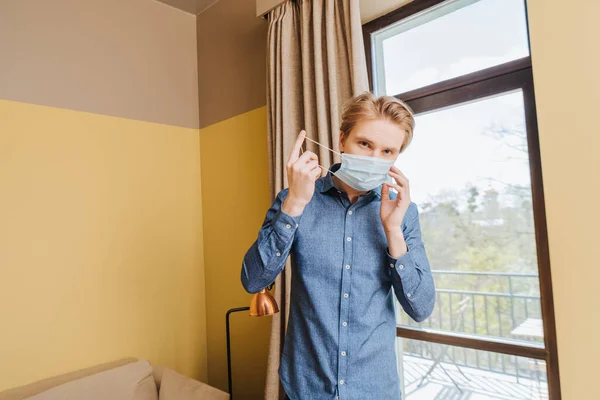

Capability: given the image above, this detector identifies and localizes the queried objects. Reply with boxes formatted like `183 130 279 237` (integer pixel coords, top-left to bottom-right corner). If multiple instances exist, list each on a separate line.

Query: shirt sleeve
387 202 436 322
241 189 301 294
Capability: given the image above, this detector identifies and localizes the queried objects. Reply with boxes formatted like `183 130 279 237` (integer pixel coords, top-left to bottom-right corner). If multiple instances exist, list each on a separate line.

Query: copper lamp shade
250 288 279 316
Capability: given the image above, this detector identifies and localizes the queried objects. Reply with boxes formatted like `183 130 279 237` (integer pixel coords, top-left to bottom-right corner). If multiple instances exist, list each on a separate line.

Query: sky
373 0 532 207
398 91 531 207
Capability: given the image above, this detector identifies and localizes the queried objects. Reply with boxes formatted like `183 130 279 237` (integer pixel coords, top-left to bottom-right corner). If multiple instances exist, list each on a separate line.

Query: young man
241 93 436 400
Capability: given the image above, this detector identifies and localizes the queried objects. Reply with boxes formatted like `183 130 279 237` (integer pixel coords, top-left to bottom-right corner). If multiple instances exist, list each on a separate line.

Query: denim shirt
241 164 436 400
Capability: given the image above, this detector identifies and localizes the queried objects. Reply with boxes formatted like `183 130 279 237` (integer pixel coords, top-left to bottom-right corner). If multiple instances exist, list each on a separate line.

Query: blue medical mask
304 137 395 192
335 153 395 191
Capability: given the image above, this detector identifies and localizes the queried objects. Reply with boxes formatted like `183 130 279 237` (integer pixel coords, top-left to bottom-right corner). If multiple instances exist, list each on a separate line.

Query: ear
339 131 346 153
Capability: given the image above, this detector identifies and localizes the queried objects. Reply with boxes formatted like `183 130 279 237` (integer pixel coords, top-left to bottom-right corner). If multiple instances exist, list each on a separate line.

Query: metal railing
400 270 546 383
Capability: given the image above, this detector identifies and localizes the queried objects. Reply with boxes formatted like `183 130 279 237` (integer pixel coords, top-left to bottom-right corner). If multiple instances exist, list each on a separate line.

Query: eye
359 141 370 147
383 149 392 155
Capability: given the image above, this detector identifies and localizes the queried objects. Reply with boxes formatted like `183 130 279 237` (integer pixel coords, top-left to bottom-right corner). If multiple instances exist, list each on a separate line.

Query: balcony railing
397 270 548 399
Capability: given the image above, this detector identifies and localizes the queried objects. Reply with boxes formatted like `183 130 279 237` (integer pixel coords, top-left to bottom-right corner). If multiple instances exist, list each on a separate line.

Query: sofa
0 358 230 400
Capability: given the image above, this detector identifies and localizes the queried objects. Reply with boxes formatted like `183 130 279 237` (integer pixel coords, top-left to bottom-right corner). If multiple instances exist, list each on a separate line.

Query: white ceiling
155 0 220 15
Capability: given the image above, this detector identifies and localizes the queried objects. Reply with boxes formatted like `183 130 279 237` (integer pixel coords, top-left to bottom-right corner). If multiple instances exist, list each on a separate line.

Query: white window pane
375 0 530 95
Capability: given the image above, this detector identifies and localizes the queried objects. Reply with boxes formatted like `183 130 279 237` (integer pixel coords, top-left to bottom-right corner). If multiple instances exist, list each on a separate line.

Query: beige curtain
264 0 368 398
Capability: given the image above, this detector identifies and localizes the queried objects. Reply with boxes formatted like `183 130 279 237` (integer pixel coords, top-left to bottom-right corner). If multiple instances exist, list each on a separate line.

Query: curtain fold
265 1 368 398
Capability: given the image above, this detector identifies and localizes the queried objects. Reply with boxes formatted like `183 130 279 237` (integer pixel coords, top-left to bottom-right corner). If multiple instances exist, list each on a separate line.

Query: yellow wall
195 1 271 397
0 0 204 390
527 0 600 398
199 106 272 399
0 100 206 390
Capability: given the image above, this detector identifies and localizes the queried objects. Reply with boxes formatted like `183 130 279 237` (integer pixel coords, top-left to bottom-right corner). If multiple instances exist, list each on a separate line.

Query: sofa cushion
27 360 158 400
0 359 138 400
158 369 229 400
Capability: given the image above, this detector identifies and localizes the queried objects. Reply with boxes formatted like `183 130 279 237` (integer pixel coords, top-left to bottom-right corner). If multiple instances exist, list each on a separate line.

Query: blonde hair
340 92 415 152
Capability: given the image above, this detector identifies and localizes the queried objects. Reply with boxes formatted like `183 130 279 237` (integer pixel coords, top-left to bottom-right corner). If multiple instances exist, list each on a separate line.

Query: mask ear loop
300 136 342 176
303 137 342 157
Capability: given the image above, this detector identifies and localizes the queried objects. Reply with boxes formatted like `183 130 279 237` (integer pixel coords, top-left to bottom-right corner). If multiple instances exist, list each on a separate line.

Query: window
373 0 530 95
364 1 560 399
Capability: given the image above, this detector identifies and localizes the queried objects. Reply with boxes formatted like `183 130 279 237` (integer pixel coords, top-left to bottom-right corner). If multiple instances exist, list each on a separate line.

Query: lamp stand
226 284 278 399
226 306 250 400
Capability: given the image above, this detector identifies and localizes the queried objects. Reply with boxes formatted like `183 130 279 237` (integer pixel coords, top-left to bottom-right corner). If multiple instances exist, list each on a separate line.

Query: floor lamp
226 284 278 399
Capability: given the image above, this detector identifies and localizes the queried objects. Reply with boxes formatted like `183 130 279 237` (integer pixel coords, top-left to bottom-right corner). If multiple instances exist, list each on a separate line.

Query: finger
288 131 306 165
388 182 411 206
387 182 404 196
390 166 409 183
301 160 319 172
311 165 322 180
381 183 390 200
297 150 318 164
388 170 408 186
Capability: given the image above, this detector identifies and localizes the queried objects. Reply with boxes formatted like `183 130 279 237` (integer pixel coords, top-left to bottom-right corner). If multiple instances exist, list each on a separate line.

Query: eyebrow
353 135 373 144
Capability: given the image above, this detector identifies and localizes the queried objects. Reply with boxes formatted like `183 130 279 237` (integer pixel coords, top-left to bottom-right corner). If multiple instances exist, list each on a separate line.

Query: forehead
349 119 406 149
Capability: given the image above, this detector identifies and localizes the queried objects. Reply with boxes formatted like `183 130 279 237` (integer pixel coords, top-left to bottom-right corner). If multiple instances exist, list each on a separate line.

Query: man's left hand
380 166 410 258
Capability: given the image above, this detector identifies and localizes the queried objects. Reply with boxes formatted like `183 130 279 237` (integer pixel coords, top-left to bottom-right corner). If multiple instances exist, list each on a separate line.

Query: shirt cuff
271 208 302 240
386 248 419 297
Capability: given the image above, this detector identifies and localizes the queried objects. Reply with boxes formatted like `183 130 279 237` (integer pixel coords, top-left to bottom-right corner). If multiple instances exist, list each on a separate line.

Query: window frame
363 1 562 399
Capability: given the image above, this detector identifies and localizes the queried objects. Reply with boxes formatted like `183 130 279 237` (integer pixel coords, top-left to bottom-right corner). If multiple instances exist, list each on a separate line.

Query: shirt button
339 380 345 385
286 224 291 229
344 293 349 298
276 252 281 257
399 264 404 270
389 263 394 269
345 265 350 270
341 351 347 356
346 237 352 242
348 210 353 215
296 223 299 228
342 321 348 326
407 292 412 298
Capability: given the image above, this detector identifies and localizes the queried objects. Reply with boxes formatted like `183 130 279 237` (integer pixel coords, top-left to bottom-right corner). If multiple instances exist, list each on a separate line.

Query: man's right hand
281 130 321 216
